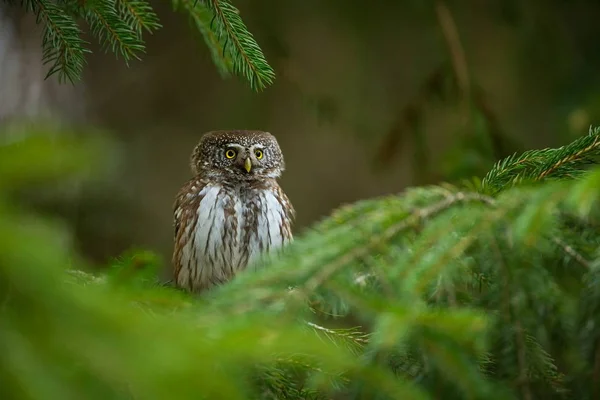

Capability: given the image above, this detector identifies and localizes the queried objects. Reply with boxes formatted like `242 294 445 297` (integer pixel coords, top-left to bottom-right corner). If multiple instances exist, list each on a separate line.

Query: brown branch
435 1 470 101
36 1 81 77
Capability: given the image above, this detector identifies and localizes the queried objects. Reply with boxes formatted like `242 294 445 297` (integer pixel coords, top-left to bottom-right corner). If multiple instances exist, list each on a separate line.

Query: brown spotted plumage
172 130 295 292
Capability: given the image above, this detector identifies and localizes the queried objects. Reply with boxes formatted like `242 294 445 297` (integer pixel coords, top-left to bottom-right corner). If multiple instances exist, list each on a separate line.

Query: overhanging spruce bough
6 0 275 90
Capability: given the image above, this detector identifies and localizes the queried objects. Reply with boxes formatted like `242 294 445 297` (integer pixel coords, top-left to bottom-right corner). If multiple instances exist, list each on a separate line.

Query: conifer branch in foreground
4 125 600 398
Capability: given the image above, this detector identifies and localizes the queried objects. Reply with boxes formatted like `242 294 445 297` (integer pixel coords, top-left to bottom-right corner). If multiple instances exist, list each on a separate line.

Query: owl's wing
172 195 183 242
173 178 206 238
172 178 209 289
273 185 295 243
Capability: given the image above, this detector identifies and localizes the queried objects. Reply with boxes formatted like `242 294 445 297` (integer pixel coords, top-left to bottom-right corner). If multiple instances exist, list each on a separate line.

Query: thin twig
551 236 591 269
538 135 600 180
305 321 370 345
435 1 470 105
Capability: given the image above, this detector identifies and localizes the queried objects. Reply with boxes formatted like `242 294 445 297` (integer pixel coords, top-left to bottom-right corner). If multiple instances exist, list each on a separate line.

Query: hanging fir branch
200 0 275 91
173 0 233 78
24 0 91 83
84 0 147 62
3 0 274 90
171 0 275 89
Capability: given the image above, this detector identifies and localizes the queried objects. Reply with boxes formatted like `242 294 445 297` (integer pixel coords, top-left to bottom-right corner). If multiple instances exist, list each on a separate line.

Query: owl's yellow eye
254 149 264 159
225 149 237 159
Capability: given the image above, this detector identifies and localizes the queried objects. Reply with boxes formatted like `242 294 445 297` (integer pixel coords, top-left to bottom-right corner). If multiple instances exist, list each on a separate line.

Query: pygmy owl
172 130 295 292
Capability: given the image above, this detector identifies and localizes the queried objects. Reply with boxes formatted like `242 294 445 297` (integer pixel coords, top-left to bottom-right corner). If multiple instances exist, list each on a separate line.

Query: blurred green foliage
3 124 600 399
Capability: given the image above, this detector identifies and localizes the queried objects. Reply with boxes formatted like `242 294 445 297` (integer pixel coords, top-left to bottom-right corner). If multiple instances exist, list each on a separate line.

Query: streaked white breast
178 184 291 291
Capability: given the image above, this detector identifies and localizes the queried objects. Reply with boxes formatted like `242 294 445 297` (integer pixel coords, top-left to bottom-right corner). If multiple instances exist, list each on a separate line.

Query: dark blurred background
2 0 600 275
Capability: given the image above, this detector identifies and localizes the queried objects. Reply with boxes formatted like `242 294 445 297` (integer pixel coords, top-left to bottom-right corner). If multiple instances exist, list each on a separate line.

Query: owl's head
190 130 285 181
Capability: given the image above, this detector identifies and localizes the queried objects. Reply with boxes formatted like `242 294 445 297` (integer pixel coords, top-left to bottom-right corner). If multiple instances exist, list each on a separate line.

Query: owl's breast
177 184 292 291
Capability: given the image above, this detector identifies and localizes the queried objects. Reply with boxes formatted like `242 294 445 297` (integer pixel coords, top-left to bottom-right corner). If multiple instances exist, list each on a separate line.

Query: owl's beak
244 157 252 173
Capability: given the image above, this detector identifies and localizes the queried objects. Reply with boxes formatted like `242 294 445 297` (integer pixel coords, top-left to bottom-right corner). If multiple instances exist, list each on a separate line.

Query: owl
172 130 295 292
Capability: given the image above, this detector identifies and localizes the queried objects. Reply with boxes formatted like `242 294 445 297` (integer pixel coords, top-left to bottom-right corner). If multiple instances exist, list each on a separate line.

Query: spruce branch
524 335 566 394
306 322 369 355
83 0 146 62
172 0 275 89
200 0 275 90
173 0 232 77
303 190 495 293
7 0 273 89
29 0 91 83
482 126 600 194
116 0 161 36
